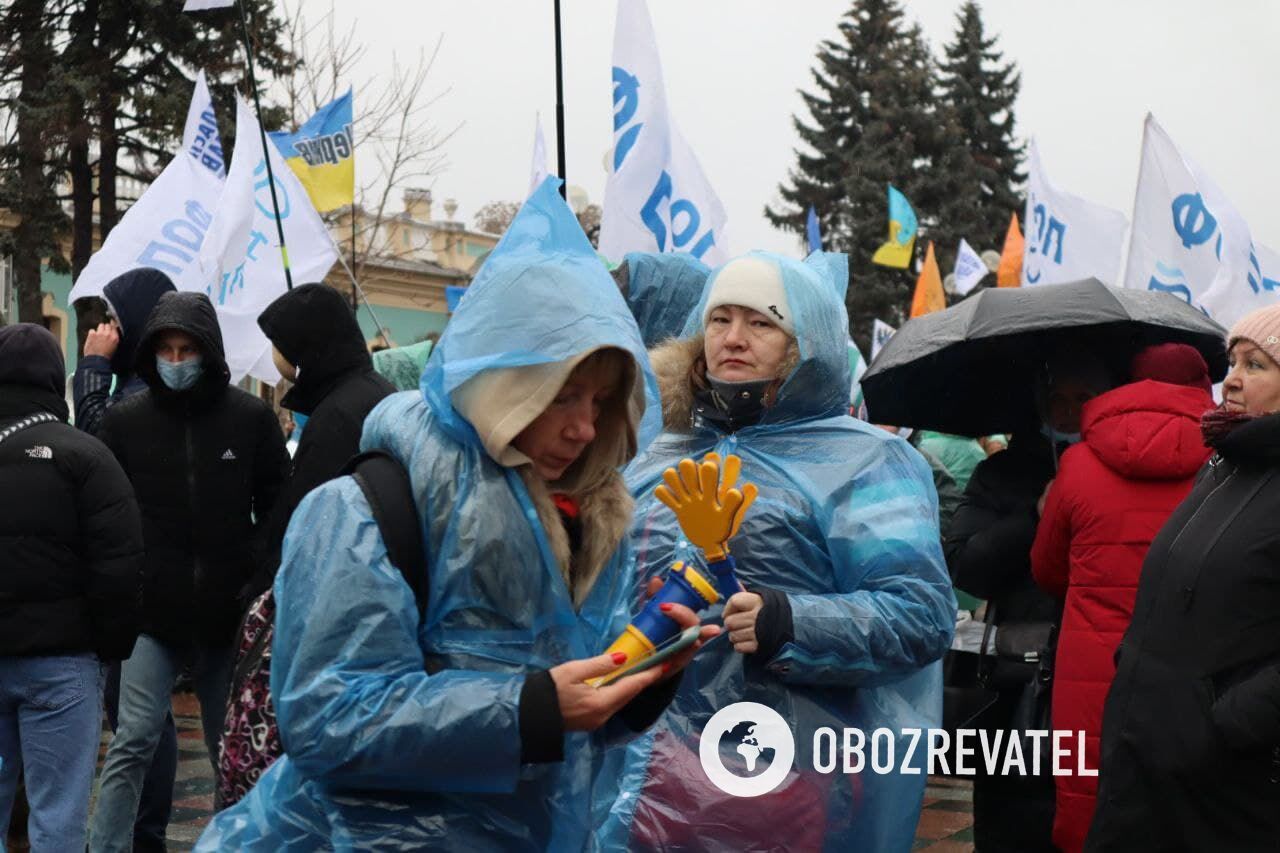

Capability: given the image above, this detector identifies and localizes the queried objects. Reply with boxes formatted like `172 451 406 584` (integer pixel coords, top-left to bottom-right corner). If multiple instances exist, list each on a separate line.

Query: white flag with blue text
871 319 896 363
599 0 729 266
199 96 338 383
1122 114 1279 327
69 78 226 303
953 238 988 295
181 71 225 178
1023 139 1128 286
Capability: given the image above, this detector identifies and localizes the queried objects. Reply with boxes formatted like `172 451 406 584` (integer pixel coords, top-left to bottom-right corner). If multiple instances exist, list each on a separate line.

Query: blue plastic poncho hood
682 249 852 424
593 250 955 853
423 178 661 450
198 177 660 852
621 251 710 348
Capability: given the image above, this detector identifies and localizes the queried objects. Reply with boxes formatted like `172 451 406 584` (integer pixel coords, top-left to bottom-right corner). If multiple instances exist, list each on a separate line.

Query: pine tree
936 0 1024 256
766 0 954 347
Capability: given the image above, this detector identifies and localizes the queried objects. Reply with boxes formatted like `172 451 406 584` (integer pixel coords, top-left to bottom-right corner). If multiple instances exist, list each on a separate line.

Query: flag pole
234 0 294 290
553 0 567 200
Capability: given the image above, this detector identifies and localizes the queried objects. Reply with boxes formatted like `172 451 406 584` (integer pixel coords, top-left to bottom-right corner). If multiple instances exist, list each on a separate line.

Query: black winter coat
100 292 289 648
0 324 144 660
944 430 1061 627
254 284 394 589
1088 413 1280 852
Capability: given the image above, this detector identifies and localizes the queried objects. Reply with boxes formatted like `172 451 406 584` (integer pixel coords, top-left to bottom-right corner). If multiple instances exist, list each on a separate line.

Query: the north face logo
220 449 237 461
25 445 52 460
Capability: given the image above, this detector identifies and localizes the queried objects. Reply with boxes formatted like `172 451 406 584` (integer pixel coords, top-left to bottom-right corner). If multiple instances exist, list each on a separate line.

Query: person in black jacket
0 324 143 851
72 266 181 853
73 267 176 436
944 354 1112 853
1088 305 1280 852
254 282 395 589
90 292 289 853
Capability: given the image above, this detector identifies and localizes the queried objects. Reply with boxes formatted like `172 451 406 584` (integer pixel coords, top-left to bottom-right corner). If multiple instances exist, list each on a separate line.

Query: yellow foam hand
654 454 757 560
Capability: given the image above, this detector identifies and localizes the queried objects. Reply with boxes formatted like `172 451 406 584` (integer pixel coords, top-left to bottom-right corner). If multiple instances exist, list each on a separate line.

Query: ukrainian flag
269 90 354 213
871 184 917 269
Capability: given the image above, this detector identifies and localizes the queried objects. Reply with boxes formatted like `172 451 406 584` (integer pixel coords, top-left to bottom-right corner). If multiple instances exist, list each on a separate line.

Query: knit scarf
1200 404 1262 449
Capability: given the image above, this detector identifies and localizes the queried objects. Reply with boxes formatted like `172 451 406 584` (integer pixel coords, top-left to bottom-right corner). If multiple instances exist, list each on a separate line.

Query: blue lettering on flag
135 199 213 277
640 170 716 260
612 67 643 170
253 160 290 220
1171 193 1217 249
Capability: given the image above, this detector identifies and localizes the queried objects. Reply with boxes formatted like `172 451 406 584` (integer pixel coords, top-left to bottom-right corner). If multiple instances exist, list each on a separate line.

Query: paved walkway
84 693 975 851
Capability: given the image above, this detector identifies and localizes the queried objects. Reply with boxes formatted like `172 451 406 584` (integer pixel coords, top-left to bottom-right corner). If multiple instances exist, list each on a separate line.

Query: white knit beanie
701 256 795 336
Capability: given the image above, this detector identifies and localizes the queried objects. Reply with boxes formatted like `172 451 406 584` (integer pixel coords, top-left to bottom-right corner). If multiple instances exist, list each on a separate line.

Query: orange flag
910 241 946 317
997 213 1024 287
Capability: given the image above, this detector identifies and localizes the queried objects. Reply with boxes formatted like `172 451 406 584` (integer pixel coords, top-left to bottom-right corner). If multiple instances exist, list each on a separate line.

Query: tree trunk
12 0 54 324
69 118 93 279
98 87 119 239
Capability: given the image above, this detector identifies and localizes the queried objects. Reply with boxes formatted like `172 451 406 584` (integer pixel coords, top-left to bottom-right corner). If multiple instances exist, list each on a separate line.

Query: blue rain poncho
619 252 710 349
197 179 661 851
592 251 955 853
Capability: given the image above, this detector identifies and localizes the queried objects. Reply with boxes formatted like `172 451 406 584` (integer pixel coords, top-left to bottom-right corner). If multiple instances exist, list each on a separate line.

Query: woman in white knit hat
593 251 955 852
1089 302 1280 851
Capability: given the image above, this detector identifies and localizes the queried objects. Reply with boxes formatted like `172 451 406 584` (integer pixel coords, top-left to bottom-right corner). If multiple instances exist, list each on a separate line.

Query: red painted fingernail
659 603 673 612
661 662 673 675
612 652 627 665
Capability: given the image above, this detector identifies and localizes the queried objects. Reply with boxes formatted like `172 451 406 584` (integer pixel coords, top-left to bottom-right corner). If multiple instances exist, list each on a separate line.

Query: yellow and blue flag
871 185 917 269
269 90 354 213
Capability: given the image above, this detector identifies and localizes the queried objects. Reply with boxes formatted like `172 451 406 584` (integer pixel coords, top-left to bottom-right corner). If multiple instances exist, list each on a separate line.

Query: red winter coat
1030 380 1212 853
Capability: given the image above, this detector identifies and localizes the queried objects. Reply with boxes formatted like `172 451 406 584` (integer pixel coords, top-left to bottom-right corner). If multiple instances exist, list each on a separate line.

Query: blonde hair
687 333 801 408
550 347 639 496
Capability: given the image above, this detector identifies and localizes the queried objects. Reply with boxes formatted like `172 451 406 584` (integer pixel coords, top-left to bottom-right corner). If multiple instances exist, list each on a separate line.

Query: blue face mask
156 355 203 391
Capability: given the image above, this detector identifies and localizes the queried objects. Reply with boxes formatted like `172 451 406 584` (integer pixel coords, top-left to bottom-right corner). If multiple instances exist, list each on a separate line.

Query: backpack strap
342 450 428 618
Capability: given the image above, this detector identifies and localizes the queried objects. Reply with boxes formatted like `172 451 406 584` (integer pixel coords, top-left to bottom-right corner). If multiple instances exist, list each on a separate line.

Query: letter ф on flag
599 0 729 266
201 96 338 382
910 241 945 317
872 185 917 269
268 89 355 213
1122 113 1280 327
997 213 1024 287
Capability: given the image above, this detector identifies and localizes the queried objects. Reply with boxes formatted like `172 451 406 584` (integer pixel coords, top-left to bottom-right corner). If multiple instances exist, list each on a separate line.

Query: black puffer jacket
100 292 289 647
254 284 394 590
0 324 143 660
1088 413 1280 852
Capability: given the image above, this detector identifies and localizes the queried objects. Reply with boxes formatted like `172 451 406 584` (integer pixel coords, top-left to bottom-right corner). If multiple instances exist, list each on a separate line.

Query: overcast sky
315 0 1279 258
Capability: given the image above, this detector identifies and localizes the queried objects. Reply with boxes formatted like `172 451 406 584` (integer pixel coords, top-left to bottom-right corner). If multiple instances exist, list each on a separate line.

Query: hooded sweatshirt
99 292 289 647
0 324 143 660
72 267 177 436
254 283 394 587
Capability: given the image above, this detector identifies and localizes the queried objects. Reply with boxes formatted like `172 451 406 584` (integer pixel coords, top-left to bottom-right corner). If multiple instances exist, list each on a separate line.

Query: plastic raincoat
617 252 710 349
197 179 661 851
593 251 955 853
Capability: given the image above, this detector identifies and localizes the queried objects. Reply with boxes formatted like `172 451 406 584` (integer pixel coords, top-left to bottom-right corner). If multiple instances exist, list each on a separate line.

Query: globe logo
699 702 796 797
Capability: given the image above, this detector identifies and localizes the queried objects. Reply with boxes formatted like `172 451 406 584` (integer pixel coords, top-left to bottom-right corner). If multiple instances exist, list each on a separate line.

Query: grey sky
321 0 1279 259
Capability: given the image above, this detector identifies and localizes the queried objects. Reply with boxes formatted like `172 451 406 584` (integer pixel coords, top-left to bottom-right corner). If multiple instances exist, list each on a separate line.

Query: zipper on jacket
185 418 204 607
1162 457 1236 611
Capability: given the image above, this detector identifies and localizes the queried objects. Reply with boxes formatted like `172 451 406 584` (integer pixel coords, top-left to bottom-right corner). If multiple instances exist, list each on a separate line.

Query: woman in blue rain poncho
593 252 955 853
196 180 714 851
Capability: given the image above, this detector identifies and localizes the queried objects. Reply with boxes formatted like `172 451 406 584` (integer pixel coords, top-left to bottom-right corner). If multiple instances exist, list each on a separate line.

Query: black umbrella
861 278 1227 437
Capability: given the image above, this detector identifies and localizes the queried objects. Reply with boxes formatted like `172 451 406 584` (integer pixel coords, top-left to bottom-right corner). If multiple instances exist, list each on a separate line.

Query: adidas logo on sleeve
220 448 237 461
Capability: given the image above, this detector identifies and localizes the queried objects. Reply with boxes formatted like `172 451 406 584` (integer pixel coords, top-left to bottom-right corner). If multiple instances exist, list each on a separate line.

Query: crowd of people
0 180 1278 851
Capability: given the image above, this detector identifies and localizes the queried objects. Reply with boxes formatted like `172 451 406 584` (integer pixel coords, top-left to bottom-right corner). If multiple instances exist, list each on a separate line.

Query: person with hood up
595 251 955 852
71 266 180 852
0 325 143 851
72 267 176 437
944 351 1113 853
1088 305 1280 851
214 283 395 808
195 179 713 851
90 292 289 853
1029 343 1214 853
